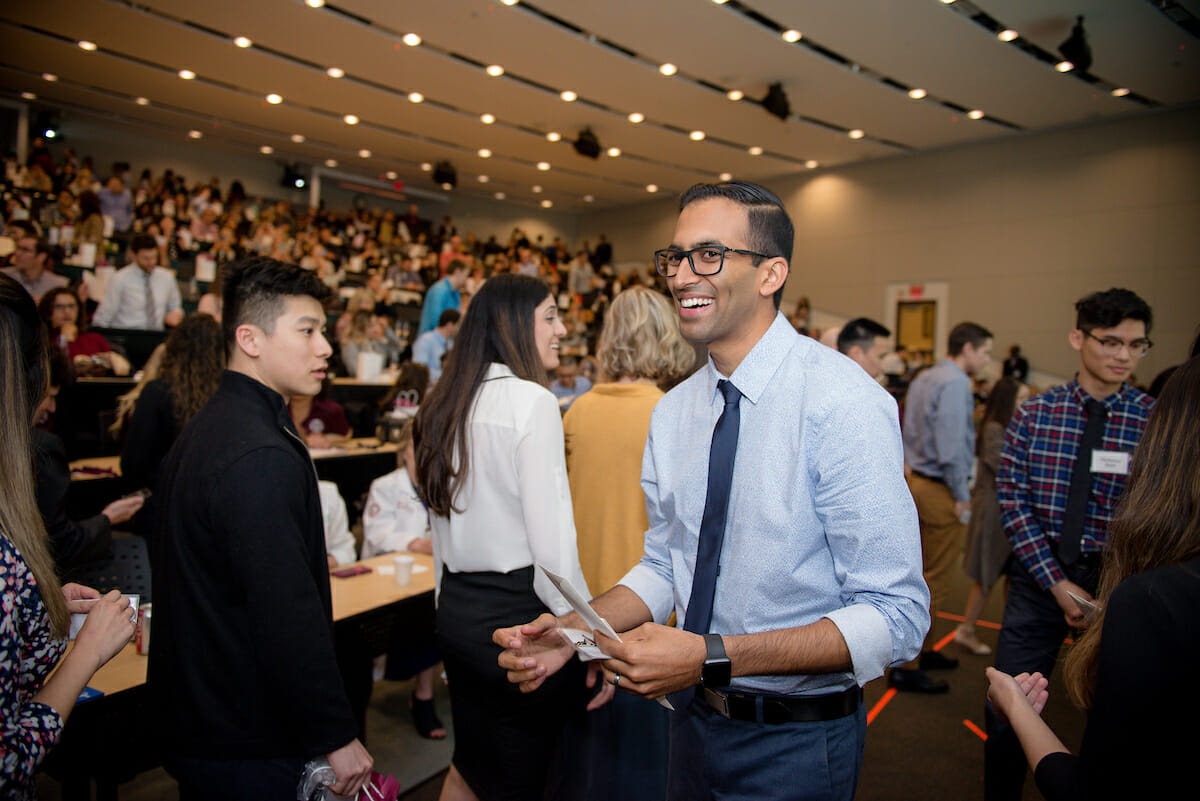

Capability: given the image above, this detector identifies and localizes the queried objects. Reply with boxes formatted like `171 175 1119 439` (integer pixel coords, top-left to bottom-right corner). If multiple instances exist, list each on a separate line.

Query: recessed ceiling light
659 63 677 76
719 172 733 181
848 129 865 139
441 183 453 191
325 159 338 168
486 64 504 77
408 92 423 103
358 149 372 158
494 191 507 199
939 0 956 4
537 161 551 171
402 33 421 46
1055 60 1074 72
326 67 345 79
500 0 519 5
532 185 543 193
43 73 59 82
386 171 398 180
627 112 644 123
546 131 562 142
178 69 195 80
420 162 432 171
478 148 491 158
782 30 802 43
646 184 659 193
805 160 819 169
1111 87 1131 97
607 147 621 157
20 91 36 100
712 0 729 4
727 89 744 101
583 194 595 202
480 113 495 124
266 93 283 104
306 0 325 7
260 145 273 154
541 200 553 208
478 175 489 183
135 96 150 105
78 40 98 51
908 88 927 99
998 29 1018 42
689 130 706 141
187 130 203 139
291 134 306 143
343 114 359 125
748 146 763 156
234 36 252 48
560 90 577 102
967 109 985 119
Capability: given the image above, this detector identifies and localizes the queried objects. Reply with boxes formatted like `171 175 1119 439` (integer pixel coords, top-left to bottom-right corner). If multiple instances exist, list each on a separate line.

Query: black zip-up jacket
147 370 357 759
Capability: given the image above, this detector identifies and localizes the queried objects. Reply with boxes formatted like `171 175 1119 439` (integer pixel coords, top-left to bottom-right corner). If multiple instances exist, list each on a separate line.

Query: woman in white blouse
414 274 604 801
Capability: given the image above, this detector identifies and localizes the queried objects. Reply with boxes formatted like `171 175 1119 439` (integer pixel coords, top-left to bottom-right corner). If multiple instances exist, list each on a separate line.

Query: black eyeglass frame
653 245 773 278
1082 330 1153 357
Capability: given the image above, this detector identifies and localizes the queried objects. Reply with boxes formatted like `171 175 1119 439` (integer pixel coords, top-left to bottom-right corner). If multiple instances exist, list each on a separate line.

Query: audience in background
38 287 128 376
92 234 183 330
411 308 460 382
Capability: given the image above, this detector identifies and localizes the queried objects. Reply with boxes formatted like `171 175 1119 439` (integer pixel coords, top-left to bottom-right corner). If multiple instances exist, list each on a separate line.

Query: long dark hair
414 274 551 517
1064 355 1200 707
977 376 1024 456
158 313 225 429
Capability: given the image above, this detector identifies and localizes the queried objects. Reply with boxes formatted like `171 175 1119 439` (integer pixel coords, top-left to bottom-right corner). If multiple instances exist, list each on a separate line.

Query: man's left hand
595 623 706 699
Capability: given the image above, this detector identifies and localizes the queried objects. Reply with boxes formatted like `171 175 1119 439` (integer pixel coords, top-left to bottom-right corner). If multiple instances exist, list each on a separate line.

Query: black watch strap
701 633 731 688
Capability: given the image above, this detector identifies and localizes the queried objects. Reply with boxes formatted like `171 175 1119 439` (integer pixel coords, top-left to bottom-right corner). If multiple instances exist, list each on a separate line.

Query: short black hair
837 318 890 355
446 259 468 275
678 181 794 309
1075 288 1152 335
948 322 993 356
437 309 461 327
222 257 333 355
130 233 157 254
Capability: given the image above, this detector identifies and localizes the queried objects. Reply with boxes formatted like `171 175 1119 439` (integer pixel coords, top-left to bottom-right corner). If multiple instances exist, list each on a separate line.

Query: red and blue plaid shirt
997 378 1154 590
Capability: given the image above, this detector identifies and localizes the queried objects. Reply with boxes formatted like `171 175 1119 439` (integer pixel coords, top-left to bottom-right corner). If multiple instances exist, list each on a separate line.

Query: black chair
90 327 167 373
74 532 152 598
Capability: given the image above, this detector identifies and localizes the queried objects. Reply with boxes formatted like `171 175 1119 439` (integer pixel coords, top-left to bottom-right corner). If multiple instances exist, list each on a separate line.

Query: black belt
701 686 860 725
910 470 945 485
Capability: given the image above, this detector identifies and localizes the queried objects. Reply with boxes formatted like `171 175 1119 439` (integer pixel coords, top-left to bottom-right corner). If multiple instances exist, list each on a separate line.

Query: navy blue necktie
1059 398 1107 566
683 379 742 635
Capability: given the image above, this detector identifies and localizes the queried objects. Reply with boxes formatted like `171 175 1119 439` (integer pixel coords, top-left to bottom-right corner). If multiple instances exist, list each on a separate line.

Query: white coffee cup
393 554 415 586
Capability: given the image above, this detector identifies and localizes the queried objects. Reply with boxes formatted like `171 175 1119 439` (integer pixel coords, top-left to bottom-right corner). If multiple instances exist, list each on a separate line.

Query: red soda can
136 603 152 654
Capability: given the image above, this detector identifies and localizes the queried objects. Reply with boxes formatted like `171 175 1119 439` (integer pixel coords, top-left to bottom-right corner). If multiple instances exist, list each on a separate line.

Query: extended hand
1050 579 1094 629
73 590 137 671
102 495 145 525
595 623 706 699
494 613 574 692
986 667 1049 725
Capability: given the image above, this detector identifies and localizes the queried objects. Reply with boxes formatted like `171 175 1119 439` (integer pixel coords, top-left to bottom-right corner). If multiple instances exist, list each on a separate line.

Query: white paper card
558 627 612 661
78 241 97 268
1066 590 1102 624
1091 450 1130 475
194 252 216 282
357 351 384 382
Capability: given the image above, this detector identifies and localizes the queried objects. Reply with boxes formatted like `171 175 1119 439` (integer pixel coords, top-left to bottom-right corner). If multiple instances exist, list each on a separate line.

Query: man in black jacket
149 257 372 799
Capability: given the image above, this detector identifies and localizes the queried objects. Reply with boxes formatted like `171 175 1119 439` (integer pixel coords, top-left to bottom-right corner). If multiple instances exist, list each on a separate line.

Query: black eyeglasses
653 245 771 278
1084 331 1153 358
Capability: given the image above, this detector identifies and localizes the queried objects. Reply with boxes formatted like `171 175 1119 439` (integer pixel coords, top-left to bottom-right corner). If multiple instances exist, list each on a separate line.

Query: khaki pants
906 473 965 652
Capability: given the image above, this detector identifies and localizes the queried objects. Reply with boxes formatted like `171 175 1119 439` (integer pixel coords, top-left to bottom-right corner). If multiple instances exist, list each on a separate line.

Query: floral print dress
1 534 67 800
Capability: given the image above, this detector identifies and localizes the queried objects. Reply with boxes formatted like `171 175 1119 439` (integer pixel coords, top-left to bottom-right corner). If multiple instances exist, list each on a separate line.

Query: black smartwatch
700 633 731 688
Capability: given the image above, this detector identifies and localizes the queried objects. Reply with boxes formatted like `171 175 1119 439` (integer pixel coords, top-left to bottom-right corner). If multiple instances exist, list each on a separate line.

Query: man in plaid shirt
984 288 1154 801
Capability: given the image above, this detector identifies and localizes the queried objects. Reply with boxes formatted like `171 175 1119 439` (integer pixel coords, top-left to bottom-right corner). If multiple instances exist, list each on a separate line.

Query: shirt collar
704 312 797 406
485 362 515 381
1068 375 1134 412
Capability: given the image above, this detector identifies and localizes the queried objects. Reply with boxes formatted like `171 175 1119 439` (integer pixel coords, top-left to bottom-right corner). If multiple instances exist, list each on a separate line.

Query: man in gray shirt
895 322 993 693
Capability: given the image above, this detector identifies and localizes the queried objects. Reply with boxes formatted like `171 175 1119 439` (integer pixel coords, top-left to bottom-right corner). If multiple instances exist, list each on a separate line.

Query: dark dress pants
984 556 1099 801
167 754 306 801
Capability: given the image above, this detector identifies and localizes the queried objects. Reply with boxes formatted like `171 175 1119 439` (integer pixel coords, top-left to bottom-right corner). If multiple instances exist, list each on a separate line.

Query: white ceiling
2 0 1196 210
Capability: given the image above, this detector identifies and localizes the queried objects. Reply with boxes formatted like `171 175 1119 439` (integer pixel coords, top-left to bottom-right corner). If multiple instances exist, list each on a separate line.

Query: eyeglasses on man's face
653 245 772 278
1084 331 1152 358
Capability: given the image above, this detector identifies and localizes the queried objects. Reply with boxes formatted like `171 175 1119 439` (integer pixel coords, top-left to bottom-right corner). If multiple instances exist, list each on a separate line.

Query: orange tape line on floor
932 630 956 652
936 611 1001 631
867 688 897 726
963 719 988 740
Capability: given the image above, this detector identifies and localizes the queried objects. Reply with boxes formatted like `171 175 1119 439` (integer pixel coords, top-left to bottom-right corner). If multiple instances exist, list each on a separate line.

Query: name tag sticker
1091 450 1130 475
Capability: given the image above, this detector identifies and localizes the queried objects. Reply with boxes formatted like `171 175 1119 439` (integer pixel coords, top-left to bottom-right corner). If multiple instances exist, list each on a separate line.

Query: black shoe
888 668 949 694
919 650 960 671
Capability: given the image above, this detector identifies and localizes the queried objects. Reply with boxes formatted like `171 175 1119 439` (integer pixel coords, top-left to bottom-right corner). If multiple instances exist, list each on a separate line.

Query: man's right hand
1049 579 1094 628
494 613 575 692
326 738 373 798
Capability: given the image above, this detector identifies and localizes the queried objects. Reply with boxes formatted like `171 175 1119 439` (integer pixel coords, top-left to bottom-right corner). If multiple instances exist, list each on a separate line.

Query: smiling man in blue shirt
496 181 928 801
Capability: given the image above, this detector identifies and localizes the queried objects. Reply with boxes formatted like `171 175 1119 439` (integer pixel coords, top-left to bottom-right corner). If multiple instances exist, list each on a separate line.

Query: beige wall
582 104 1200 385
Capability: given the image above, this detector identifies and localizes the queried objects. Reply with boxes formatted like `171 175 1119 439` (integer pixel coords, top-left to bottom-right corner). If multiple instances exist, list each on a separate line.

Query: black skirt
437 566 587 801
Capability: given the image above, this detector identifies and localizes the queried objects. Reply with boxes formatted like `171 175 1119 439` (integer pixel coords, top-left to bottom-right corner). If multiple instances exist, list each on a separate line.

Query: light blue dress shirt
412 329 449 381
901 358 975 502
92 264 182 330
621 313 929 694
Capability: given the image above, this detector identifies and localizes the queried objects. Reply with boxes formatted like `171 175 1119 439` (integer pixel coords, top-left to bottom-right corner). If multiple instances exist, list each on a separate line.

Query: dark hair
159 313 225 428
437 308 461 327
1075 288 1152 335
837 317 890 356
446 259 468 275
415 274 552 516
46 345 74 391
678 181 794 309
130 233 157 254
948 322 993 356
222 256 333 355
379 361 431 410
977 377 1024 455
37 287 84 334
78 190 101 219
